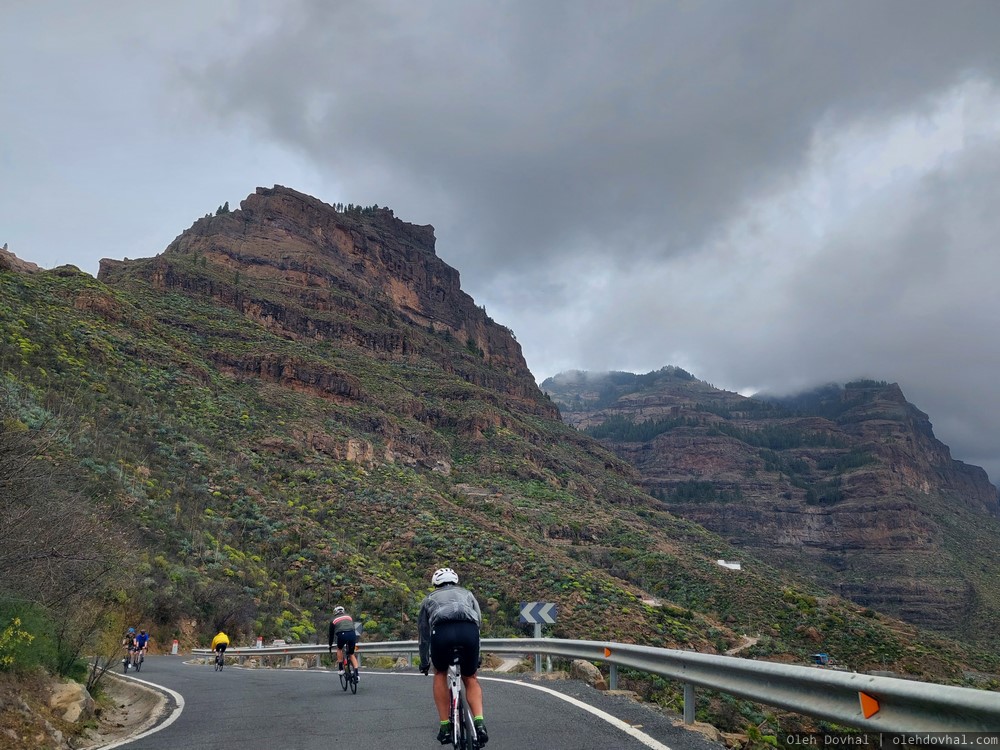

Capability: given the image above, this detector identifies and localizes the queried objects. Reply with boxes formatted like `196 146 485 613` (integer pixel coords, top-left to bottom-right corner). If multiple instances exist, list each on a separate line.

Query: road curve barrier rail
192 637 1000 735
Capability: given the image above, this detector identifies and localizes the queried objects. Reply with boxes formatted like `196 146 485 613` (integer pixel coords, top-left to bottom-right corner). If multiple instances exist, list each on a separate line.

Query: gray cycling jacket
418 584 482 664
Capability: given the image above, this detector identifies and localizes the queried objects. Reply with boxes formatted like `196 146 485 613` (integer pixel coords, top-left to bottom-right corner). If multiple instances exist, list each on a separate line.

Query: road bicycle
446 651 480 750
122 648 142 673
214 649 225 672
334 645 359 694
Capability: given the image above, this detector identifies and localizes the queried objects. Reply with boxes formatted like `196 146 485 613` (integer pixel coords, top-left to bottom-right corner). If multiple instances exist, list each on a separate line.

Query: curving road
109 655 725 750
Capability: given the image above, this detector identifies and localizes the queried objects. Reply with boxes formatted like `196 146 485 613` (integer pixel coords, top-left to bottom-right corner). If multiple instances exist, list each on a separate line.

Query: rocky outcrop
0 245 40 274
543 369 1000 638
48 680 94 724
98 186 555 420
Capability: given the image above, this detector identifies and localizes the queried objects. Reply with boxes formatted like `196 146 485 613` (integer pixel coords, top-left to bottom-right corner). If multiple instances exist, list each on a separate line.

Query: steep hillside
542 368 1000 645
1 188 996 692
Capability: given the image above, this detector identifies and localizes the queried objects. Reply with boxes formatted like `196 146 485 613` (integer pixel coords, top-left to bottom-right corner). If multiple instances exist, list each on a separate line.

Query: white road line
124 666 672 749
480 676 673 750
97 674 185 749
335 672 673 748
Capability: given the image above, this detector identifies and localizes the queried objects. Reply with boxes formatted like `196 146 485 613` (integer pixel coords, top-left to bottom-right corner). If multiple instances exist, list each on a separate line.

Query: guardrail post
609 663 618 690
534 624 542 674
683 683 695 724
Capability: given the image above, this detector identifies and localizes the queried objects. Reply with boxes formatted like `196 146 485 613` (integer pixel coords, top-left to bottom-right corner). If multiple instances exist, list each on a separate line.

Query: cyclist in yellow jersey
211 630 230 657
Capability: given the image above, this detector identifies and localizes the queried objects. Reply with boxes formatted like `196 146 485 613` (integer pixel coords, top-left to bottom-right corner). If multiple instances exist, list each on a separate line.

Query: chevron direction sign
519 602 557 624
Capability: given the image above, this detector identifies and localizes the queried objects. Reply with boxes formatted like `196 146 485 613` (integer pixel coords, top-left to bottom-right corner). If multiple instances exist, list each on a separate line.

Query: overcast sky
3 1 1000 481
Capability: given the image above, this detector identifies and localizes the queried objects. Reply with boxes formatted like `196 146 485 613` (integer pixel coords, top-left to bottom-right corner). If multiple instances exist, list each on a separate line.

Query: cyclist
122 627 137 669
135 628 150 658
328 606 359 679
210 630 230 664
418 567 488 745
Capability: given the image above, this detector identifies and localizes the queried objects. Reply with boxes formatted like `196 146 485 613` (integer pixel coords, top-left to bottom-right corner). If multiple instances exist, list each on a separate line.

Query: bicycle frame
335 644 358 693
447 658 479 750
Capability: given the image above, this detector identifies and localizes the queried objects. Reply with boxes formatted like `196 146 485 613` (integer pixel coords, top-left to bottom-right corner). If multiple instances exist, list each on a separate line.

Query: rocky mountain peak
97 186 555 417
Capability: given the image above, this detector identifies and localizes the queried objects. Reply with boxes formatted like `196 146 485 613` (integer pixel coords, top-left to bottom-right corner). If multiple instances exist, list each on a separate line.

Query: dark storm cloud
184 0 1000 280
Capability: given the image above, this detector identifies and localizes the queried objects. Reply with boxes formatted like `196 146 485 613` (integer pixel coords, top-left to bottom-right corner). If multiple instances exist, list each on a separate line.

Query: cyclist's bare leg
350 653 359 670
336 647 344 668
462 675 484 717
432 670 450 720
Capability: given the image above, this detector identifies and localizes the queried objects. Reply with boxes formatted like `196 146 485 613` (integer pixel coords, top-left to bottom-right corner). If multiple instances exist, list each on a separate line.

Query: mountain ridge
542 367 1000 642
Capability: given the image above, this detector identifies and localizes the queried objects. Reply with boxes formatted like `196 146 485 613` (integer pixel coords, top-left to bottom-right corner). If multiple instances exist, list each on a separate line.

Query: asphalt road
111 655 726 750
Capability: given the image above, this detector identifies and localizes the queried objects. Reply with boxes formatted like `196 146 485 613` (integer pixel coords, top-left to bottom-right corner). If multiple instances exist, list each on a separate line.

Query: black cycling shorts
215 643 227 653
430 620 480 677
336 630 357 654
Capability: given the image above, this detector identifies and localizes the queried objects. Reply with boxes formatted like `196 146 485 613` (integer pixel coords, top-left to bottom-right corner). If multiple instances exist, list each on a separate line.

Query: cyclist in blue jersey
418 567 488 745
135 628 150 657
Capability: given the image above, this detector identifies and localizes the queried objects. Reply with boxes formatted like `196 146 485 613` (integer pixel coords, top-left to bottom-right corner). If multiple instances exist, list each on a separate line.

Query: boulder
569 659 607 690
674 719 722 742
49 680 94 724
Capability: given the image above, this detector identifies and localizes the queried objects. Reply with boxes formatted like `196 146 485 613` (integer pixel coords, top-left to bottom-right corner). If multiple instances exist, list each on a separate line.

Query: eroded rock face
543 369 1000 637
97 186 556 426
0 246 41 274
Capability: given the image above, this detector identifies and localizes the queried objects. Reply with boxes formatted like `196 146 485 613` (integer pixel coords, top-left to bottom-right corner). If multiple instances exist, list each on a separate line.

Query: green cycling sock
474 715 484 722
440 720 450 726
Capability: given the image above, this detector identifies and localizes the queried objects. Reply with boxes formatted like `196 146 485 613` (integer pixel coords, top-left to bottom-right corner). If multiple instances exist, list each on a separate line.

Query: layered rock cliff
543 368 1000 638
98 186 555 420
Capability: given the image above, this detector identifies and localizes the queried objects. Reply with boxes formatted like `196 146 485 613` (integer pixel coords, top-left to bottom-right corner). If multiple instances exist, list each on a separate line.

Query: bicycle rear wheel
463 707 480 749
339 662 348 690
350 669 357 694
456 705 475 750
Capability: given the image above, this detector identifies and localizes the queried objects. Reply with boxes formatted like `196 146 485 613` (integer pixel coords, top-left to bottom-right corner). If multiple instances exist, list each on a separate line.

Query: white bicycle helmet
431 567 459 586
334 606 345 615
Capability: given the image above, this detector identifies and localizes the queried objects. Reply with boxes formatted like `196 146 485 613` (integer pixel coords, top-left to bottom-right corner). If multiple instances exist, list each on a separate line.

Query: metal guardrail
192 637 1000 734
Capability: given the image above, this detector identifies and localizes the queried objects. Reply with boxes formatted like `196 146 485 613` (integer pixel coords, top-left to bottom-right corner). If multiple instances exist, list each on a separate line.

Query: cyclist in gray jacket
418 567 488 745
